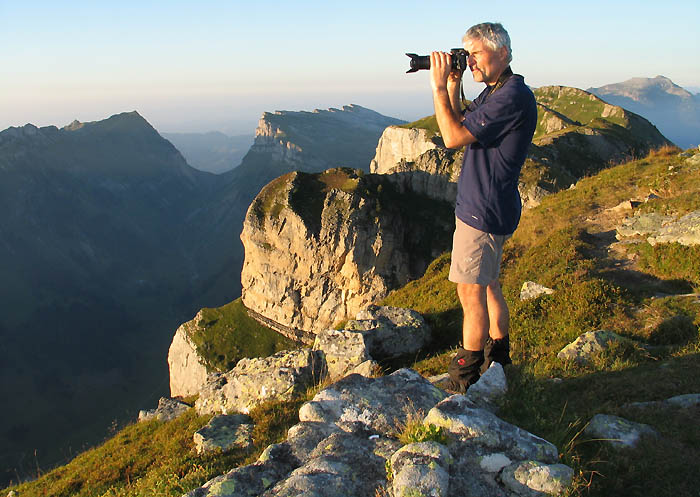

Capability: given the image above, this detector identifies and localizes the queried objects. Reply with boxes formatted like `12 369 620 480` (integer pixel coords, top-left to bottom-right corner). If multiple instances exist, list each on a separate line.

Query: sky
2 0 699 135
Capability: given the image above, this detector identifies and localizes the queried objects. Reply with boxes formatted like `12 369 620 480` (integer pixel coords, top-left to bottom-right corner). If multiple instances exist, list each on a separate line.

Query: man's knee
457 282 486 309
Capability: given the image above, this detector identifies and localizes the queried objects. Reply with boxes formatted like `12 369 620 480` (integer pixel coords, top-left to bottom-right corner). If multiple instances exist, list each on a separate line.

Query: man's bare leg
483 279 512 371
486 280 509 340
457 282 489 350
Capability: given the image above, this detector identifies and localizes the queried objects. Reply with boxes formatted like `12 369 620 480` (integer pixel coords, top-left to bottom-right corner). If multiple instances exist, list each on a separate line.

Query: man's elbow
443 136 464 149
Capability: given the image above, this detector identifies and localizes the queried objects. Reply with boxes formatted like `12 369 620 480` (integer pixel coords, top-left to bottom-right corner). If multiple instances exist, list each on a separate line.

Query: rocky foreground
184 366 573 497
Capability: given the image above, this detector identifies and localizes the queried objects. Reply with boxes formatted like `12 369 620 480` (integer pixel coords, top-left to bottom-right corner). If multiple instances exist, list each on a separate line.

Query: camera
406 48 469 73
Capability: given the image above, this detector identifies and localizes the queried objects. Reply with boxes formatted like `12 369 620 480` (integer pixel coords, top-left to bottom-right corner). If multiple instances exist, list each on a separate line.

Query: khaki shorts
449 217 511 286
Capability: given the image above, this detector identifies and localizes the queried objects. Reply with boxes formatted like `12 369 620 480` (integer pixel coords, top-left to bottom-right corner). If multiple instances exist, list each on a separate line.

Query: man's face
463 37 509 86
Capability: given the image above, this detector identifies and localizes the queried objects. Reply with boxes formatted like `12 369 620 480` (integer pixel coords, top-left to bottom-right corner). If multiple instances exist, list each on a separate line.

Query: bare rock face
369 126 440 175
240 168 453 336
369 126 461 204
168 310 210 398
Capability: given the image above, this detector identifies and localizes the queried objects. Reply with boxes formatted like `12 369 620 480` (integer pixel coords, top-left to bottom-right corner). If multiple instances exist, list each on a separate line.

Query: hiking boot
447 348 484 393
481 335 512 374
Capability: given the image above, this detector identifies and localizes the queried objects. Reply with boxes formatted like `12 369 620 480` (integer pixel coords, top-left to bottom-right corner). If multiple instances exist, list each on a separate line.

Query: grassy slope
188 298 300 373
6 148 699 496
383 145 700 496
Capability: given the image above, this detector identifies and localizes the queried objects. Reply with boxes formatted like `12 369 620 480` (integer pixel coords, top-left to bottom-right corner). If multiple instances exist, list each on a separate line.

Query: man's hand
430 51 476 149
430 51 463 92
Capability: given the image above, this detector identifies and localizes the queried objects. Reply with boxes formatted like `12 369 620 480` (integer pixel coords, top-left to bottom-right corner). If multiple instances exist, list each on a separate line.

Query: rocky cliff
240 168 453 336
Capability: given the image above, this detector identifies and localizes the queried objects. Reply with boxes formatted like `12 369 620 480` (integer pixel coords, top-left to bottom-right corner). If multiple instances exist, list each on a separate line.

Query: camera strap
485 66 513 101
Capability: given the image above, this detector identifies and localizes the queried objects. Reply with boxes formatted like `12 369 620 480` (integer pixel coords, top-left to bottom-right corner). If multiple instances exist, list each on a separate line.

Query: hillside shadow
583 229 696 298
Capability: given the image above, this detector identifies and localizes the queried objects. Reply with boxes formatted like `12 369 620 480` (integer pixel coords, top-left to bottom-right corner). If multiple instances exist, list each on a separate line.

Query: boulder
616 212 673 239
186 368 572 497
557 330 630 365
390 441 452 497
312 329 372 381
425 395 559 464
500 460 574 497
298 368 447 434
464 362 508 412
347 305 432 360
193 414 254 454
520 281 555 300
195 349 323 415
625 393 700 410
138 397 190 422
584 414 658 449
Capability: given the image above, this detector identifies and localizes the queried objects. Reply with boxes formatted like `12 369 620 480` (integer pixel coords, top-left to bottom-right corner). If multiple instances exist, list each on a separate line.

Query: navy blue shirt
456 73 537 235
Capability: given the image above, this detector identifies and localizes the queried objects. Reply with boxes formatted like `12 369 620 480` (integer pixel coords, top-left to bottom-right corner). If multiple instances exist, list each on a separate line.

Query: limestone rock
616 212 673 239
584 414 659 449
347 359 381 378
557 330 630 365
348 305 432 360
425 395 559 463
168 310 211 398
390 441 452 497
186 368 573 497
500 460 574 497
195 349 322 415
465 362 508 412
138 397 190 422
369 126 439 175
183 458 294 497
193 414 254 454
647 210 700 246
264 432 393 497
313 329 371 380
299 368 448 435
520 281 555 301
240 169 452 335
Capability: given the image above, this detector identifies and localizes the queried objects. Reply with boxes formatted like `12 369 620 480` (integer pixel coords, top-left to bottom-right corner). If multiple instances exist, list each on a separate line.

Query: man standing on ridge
429 22 537 392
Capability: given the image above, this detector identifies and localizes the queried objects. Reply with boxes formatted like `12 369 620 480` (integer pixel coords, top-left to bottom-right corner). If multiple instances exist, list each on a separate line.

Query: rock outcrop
616 209 700 246
557 330 634 365
584 414 658 450
168 310 212 398
195 349 322 416
138 397 191 422
185 369 573 497
240 168 453 335
189 306 433 414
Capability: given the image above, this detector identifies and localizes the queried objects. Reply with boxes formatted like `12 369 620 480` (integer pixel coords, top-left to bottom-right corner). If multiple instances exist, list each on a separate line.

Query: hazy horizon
2 0 699 135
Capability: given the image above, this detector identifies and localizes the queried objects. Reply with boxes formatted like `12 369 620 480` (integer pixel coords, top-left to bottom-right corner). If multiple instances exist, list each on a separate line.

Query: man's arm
430 51 477 149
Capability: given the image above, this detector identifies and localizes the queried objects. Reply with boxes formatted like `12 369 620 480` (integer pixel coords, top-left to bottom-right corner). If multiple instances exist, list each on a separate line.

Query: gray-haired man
430 22 537 391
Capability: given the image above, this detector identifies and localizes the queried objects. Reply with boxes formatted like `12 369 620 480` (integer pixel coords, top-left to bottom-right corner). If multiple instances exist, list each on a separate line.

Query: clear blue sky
2 0 699 134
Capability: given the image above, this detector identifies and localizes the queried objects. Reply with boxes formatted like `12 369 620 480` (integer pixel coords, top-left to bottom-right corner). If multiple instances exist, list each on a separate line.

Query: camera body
406 48 469 73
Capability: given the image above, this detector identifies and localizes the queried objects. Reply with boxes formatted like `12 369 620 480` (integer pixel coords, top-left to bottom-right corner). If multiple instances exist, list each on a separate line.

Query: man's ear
499 46 509 62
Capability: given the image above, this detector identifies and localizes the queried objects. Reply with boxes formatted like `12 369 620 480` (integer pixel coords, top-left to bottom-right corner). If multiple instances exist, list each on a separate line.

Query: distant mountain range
162 131 253 174
0 105 403 485
588 76 700 148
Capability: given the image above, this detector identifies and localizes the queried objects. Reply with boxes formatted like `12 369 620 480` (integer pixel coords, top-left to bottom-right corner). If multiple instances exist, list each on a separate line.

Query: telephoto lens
405 49 468 73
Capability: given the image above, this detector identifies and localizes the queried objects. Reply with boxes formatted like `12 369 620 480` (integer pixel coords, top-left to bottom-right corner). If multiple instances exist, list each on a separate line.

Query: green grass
4 394 311 497
188 298 299 373
397 115 440 136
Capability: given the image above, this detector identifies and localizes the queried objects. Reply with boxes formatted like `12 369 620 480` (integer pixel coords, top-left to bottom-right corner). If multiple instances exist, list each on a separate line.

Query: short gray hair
463 22 512 63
